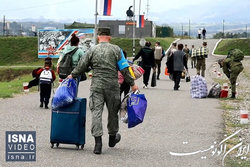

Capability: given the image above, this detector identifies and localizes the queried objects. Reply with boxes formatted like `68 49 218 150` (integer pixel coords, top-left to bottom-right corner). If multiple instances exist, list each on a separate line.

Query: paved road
0 39 224 167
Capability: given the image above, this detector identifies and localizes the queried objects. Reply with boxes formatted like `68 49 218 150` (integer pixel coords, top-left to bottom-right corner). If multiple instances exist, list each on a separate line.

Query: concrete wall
99 20 154 38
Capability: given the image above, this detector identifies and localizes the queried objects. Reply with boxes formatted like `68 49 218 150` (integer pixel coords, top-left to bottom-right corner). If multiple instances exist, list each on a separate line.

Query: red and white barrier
240 110 249 124
217 71 221 78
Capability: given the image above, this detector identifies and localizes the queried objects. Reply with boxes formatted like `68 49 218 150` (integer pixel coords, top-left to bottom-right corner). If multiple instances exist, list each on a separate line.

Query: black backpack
58 48 78 79
207 83 221 98
32 67 42 78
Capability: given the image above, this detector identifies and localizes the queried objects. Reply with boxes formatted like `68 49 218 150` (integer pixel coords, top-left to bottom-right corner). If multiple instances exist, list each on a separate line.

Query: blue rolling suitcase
50 98 86 149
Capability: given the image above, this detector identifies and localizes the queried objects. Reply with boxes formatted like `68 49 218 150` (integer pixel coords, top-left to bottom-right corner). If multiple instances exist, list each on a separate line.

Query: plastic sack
190 75 208 98
120 93 130 123
207 83 221 98
131 64 144 80
127 91 147 128
52 78 77 109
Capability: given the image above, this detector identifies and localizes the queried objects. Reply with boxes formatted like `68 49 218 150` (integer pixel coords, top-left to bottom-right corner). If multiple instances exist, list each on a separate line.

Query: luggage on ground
190 75 208 98
50 98 86 149
207 83 221 98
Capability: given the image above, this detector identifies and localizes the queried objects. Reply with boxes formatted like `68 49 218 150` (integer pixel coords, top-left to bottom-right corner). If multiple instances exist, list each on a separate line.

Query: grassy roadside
0 37 175 66
210 60 250 166
0 37 175 98
0 66 58 98
214 39 250 55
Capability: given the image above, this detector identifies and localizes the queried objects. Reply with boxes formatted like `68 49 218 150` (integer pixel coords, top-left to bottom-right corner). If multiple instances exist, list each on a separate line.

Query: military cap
98 27 111 36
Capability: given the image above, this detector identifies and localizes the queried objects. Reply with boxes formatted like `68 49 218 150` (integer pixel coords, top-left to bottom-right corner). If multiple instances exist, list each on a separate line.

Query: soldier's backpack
58 48 78 79
207 83 221 98
39 69 53 84
154 46 163 60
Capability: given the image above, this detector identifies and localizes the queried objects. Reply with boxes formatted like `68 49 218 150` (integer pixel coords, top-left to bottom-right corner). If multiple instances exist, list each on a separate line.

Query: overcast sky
1 0 250 24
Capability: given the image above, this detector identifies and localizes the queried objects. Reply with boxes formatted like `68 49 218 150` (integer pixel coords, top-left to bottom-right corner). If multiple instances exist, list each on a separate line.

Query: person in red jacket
37 59 56 109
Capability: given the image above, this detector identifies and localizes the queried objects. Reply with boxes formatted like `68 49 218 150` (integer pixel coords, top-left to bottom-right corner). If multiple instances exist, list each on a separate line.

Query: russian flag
136 15 144 28
99 0 112 16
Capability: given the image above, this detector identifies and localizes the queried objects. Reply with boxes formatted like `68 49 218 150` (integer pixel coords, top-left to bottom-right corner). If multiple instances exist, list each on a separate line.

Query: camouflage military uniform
222 49 244 96
71 42 135 137
196 46 209 77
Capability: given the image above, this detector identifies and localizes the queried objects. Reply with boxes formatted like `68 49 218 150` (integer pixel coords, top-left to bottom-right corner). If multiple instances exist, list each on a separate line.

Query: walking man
68 27 138 154
190 45 197 68
202 28 207 40
154 41 165 80
133 41 155 88
196 42 209 77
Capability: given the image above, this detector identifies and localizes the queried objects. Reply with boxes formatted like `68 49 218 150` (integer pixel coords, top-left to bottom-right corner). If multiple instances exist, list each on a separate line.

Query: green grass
214 39 250 55
0 67 36 81
226 159 250 167
0 72 59 98
0 37 44 66
0 37 175 98
0 75 36 98
0 37 175 66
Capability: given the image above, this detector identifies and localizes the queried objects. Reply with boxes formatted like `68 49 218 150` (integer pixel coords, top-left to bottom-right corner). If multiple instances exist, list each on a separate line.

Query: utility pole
139 0 142 38
3 15 5 36
146 0 149 20
94 0 98 45
222 19 225 38
181 23 183 38
132 0 136 57
246 24 248 39
189 19 191 39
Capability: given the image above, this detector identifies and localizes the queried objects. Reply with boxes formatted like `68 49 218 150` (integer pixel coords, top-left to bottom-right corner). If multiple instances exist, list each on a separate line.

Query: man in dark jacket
133 41 155 88
170 44 188 90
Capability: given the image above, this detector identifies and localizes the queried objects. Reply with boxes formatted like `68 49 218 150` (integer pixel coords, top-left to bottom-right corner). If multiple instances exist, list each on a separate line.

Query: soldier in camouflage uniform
221 49 244 98
68 28 138 154
196 42 209 77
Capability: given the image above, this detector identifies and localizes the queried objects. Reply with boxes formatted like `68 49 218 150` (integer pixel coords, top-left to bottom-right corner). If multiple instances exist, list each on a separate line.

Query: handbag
181 70 186 79
151 71 157 87
127 91 147 128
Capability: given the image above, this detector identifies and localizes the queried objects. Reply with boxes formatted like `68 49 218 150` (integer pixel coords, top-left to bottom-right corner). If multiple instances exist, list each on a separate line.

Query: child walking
37 59 56 109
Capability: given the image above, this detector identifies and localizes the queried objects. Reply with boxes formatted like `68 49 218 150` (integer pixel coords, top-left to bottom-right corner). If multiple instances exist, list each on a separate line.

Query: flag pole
94 0 98 45
132 0 136 57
